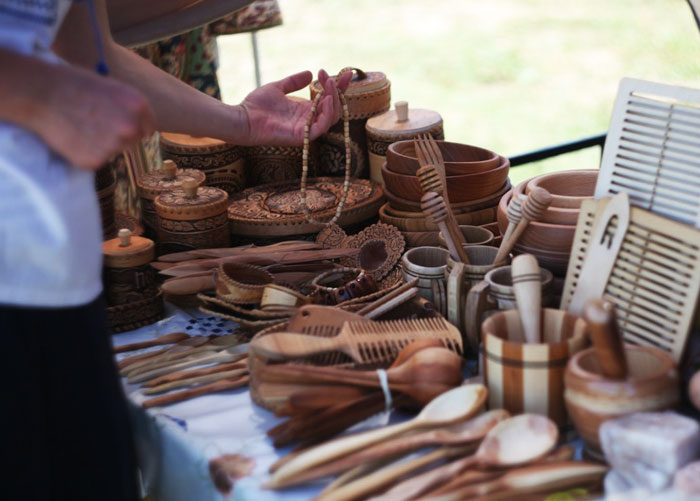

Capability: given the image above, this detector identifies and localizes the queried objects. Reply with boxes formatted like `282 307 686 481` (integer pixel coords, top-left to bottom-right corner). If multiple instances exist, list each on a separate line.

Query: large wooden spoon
275 409 509 488
374 413 558 500
114 332 190 353
266 384 487 489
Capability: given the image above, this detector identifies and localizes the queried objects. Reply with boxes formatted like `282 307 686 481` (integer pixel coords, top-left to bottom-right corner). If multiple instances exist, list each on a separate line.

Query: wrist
226 104 253 145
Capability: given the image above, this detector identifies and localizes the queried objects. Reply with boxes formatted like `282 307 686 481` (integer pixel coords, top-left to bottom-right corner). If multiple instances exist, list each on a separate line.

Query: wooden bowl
482 308 589 427
525 169 597 208
565 345 679 459
380 203 498 232
401 230 440 248
497 190 577 253
386 140 500 175
512 181 580 226
438 225 494 249
381 155 510 203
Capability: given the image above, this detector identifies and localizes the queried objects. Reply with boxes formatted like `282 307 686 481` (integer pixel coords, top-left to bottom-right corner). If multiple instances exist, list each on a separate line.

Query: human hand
236 69 353 147
37 63 155 170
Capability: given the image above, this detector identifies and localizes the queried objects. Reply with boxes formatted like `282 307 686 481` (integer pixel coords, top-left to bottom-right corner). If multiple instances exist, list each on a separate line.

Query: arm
53 1 352 146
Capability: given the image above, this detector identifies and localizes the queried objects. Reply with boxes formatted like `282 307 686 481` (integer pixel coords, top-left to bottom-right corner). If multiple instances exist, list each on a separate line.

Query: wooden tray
227 177 384 238
560 197 700 362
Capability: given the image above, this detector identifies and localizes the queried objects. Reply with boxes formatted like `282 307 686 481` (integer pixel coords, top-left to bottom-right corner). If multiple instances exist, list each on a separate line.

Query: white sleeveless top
0 0 103 307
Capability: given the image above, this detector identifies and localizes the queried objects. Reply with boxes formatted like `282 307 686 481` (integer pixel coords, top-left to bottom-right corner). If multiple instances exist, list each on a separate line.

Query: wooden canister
103 229 163 332
482 308 589 427
154 180 230 254
159 132 246 196
136 159 206 238
400 246 449 317
366 101 443 184
310 68 391 178
244 143 319 186
95 163 116 239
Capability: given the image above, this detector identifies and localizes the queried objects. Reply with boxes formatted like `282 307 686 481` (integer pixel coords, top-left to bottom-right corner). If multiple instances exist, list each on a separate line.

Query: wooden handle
143 367 249 395
465 280 495 357
494 188 552 265
114 332 189 354
142 358 248 387
447 261 465 333
511 254 542 344
128 347 247 384
363 288 418 319
356 278 418 316
250 332 354 361
160 271 216 295
583 299 628 379
422 192 470 263
141 376 249 408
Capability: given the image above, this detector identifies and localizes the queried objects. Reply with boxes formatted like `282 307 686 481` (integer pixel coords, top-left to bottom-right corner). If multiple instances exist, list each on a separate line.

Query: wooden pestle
421 191 471 264
493 187 552 265
417 165 470 263
583 299 628 379
511 254 542 344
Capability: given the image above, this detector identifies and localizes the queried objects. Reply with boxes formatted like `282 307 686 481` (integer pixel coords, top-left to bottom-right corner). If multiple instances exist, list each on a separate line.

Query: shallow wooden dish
512 181 580 226
497 190 576 253
525 169 597 208
381 156 509 203
379 203 498 232
385 178 510 213
386 140 500 175
565 345 679 459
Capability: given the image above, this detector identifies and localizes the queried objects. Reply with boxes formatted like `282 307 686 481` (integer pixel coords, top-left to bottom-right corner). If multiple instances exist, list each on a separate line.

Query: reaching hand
237 69 353 147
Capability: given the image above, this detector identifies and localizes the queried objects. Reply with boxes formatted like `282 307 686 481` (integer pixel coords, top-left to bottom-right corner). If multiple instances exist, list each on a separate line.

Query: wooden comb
421 192 471 264
249 317 463 363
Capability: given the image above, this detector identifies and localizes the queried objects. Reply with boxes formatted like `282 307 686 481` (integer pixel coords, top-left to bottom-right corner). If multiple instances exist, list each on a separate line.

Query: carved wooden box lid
103 229 155 268
310 68 390 120
366 101 443 140
137 160 206 200
155 181 228 221
227 177 385 237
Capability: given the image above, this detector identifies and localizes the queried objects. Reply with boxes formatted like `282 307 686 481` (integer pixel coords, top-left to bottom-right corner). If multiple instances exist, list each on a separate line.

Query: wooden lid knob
182 179 198 198
118 228 132 247
162 160 177 180
395 101 409 122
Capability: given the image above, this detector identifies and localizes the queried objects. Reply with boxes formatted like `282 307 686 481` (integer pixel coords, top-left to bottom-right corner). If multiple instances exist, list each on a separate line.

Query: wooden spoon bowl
387 140 500 175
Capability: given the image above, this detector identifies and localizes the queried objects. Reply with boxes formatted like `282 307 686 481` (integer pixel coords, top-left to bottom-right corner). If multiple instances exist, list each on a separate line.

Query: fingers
309 93 335 141
272 70 313 95
323 77 341 122
336 71 353 93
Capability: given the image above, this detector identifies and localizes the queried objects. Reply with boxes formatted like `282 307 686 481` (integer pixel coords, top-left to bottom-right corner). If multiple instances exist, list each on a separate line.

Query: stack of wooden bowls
379 140 510 248
497 169 598 279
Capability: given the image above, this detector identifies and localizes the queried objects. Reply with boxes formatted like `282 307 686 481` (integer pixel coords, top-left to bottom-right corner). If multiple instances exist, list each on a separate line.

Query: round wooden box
366 101 444 184
159 132 246 196
227 177 385 239
103 229 163 332
155 181 230 254
244 143 320 187
310 68 391 178
136 160 206 238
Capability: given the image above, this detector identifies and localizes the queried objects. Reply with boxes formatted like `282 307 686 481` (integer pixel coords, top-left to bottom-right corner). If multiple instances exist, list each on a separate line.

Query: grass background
218 0 700 185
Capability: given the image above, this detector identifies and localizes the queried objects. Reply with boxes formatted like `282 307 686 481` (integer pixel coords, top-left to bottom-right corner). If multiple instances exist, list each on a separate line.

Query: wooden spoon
117 336 211 370
278 409 510 488
511 254 542 344
142 364 248 394
266 384 487 488
141 375 249 408
584 298 627 379
114 332 190 353
142 357 248 387
375 413 558 500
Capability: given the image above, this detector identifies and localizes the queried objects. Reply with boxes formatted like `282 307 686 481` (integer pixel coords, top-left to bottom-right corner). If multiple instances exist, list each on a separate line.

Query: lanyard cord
73 0 109 75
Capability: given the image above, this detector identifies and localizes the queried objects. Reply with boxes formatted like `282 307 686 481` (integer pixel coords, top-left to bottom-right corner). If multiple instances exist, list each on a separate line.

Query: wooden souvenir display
136 159 206 238
159 132 246 196
594 78 700 228
560 197 700 363
95 163 116 239
154 180 230 254
103 229 163 332
365 101 443 183
227 177 384 239
310 68 391 177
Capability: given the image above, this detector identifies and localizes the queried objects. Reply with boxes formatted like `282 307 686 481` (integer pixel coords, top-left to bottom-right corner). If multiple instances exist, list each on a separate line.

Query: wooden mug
437 224 495 250
400 246 449 316
445 245 508 355
482 308 589 427
465 265 554 351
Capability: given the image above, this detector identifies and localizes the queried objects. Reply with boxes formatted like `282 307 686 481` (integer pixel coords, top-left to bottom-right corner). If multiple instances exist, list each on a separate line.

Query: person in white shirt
0 1 351 498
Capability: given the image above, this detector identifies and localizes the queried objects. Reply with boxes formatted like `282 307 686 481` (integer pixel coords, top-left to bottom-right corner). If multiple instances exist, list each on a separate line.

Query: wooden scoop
276 409 509 488
511 254 543 344
376 413 558 500
114 332 190 354
266 385 487 489
493 187 552 265
583 298 627 379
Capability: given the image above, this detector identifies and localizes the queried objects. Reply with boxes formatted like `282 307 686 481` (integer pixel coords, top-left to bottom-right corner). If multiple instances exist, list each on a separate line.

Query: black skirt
0 296 139 501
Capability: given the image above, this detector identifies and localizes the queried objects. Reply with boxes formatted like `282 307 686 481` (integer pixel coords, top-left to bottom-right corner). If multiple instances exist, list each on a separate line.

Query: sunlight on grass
218 0 700 178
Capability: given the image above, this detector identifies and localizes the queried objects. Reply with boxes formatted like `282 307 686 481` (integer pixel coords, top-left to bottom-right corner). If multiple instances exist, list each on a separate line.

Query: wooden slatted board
560 197 700 362
595 78 700 227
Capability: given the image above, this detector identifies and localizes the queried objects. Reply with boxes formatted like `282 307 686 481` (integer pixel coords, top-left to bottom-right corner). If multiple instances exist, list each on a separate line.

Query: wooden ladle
511 254 542 344
266 384 487 488
273 409 510 488
375 413 558 500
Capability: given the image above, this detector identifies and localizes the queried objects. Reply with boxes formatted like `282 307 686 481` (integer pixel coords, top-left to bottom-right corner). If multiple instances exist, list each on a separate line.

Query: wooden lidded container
366 101 444 184
310 67 390 178
159 132 246 196
103 228 163 332
154 180 230 254
136 159 206 238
